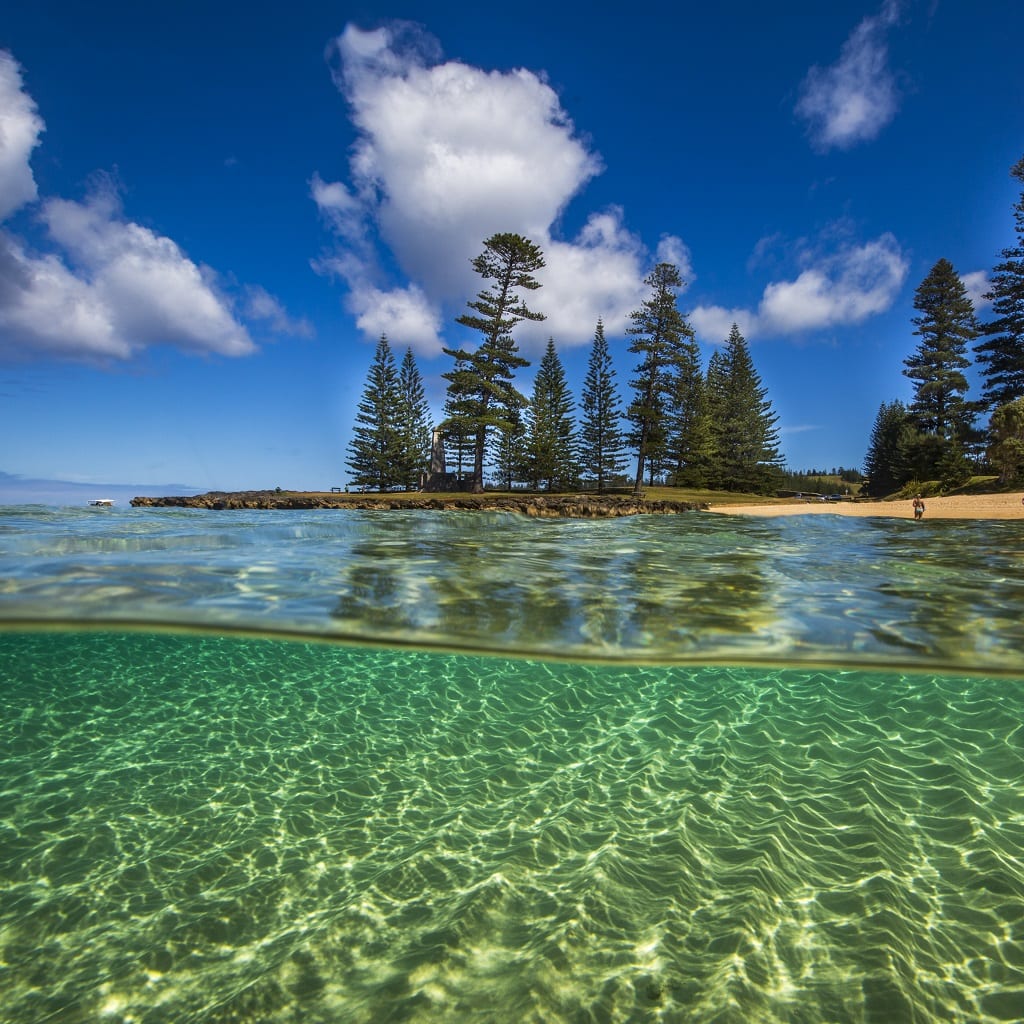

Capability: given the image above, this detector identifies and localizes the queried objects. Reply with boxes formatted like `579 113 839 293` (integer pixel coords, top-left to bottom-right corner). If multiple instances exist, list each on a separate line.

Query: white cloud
40 190 254 357
690 233 908 342
244 285 314 338
0 186 256 362
310 172 365 240
689 305 757 344
0 53 303 364
347 281 443 353
960 270 991 311
0 233 125 360
518 210 666 348
0 52 43 221
655 235 694 284
796 1 902 151
759 234 907 331
316 22 680 354
0 193 257 362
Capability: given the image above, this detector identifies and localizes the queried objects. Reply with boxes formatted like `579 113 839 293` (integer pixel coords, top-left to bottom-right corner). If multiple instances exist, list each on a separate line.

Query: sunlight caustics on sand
1 505 1023 1022
1 630 1023 1023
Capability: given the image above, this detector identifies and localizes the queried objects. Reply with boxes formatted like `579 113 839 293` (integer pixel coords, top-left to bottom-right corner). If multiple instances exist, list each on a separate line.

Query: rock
130 490 708 518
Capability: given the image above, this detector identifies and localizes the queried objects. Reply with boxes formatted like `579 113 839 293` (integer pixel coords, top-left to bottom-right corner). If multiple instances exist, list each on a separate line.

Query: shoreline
129 490 707 518
708 491 1024 521
129 489 1024 520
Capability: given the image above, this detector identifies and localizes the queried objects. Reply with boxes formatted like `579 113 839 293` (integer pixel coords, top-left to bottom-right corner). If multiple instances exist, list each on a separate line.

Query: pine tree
705 325 783 493
526 338 578 490
627 263 694 495
442 385 476 483
491 404 528 490
988 396 1024 483
347 335 403 492
862 399 913 496
443 233 545 492
975 156 1024 410
579 319 626 492
902 258 978 478
396 347 432 490
704 348 727 490
665 329 712 487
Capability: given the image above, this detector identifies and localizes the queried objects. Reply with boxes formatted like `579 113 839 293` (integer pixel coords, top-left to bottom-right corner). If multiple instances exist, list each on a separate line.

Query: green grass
887 475 1019 500
291 486 803 508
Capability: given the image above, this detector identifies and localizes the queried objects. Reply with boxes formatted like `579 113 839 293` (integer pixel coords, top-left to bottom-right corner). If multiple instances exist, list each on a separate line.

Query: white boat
88 499 115 507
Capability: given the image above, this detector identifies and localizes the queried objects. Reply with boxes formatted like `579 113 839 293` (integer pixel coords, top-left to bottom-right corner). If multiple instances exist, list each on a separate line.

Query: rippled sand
710 491 1024 520
2 630 1023 1023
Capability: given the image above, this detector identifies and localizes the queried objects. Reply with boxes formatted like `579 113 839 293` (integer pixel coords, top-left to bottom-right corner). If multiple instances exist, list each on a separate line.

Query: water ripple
1 631 1023 1022
0 506 1023 671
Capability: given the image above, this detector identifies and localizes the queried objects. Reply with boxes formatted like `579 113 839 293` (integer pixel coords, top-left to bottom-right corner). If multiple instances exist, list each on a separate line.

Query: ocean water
1 506 1023 1022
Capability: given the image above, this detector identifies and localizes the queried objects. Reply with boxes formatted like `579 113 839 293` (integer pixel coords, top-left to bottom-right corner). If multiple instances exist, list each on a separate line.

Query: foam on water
2 630 1023 1023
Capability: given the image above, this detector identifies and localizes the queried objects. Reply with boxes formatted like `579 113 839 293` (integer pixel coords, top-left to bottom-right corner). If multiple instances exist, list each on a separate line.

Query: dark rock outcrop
130 490 707 518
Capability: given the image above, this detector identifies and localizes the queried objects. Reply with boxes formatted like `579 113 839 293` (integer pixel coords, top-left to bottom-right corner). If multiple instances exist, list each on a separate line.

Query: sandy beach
709 491 1024 520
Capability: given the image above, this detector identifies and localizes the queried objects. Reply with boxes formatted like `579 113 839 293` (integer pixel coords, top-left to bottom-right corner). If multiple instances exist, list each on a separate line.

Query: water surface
1 506 1023 1022
2 505 1022 670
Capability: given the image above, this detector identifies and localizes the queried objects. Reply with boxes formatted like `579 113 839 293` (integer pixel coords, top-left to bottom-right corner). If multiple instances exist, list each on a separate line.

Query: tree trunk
472 426 486 492
633 421 647 497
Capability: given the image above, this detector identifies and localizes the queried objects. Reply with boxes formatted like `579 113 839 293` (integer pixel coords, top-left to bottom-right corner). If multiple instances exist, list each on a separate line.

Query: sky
1 0 1022 503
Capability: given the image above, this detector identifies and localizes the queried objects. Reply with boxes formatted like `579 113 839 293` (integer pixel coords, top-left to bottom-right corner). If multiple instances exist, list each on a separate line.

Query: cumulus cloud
0 233 126 360
691 233 909 342
760 234 908 331
0 188 252 360
689 305 757 345
518 210 673 346
0 53 43 221
796 1 903 151
315 22 680 355
960 270 991 311
346 281 443 351
0 50 302 364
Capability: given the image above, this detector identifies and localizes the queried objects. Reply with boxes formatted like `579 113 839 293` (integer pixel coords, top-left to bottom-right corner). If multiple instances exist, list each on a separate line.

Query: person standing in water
913 494 925 520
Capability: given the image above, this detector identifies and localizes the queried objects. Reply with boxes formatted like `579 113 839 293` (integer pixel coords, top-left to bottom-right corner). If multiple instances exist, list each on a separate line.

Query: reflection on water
2 506 1024 1022
1 630 1023 1023
330 513 773 655
1 505 1023 670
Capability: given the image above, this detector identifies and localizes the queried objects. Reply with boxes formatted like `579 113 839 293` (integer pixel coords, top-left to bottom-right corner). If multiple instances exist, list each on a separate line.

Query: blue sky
1 1 1022 503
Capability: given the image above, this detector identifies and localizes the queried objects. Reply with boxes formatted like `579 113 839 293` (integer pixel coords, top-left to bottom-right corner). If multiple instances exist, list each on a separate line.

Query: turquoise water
1 506 1024 1022
3 505 1023 669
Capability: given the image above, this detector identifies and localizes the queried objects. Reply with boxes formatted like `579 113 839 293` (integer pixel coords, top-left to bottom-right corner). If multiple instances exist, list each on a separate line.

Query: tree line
864 155 1024 494
348 234 783 496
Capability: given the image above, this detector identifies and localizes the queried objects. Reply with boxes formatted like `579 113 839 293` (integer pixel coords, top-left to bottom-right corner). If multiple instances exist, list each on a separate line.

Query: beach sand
709 491 1024 520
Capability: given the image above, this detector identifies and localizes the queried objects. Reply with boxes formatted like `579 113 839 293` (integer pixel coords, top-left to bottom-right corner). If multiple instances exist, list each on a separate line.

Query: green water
2 630 1022 1023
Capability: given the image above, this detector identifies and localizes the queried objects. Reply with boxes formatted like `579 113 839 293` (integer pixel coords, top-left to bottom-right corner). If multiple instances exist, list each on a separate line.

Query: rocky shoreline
130 490 707 518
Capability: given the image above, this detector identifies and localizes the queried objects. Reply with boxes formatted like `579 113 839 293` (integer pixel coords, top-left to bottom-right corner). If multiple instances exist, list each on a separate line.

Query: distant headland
129 490 707 518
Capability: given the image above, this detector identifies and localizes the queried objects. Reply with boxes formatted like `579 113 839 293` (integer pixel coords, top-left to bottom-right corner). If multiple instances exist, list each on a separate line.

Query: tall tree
975 156 1024 409
665 328 712 487
397 347 432 490
442 233 545 492
441 385 476 482
903 258 978 478
705 325 783 493
627 263 693 495
579 319 626 492
526 338 578 490
491 403 528 490
988 396 1024 483
862 399 913 496
346 335 403 493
